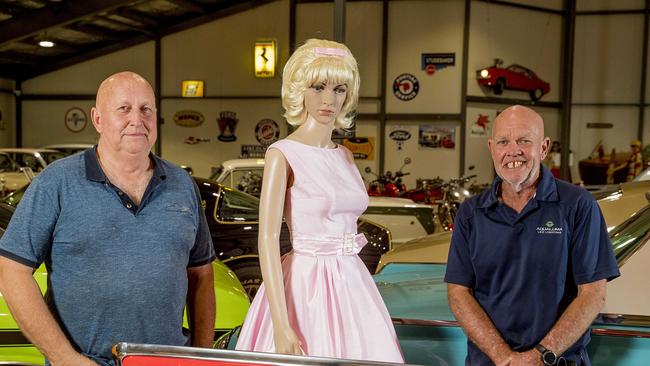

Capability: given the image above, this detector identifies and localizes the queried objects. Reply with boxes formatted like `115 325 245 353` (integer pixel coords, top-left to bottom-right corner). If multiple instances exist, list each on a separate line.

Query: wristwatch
535 344 558 366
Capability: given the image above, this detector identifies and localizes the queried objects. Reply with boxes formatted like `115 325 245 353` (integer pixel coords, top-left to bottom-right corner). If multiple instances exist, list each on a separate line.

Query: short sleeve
187 181 215 267
444 202 476 287
570 194 620 284
0 175 60 268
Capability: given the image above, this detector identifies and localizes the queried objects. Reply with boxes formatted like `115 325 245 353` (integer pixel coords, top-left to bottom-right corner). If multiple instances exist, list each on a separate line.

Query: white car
594 180 650 231
41 143 94 156
210 158 437 244
0 148 65 197
210 158 265 197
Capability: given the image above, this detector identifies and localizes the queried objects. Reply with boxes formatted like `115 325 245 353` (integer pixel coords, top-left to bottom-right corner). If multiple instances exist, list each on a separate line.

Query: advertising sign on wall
217 111 238 142
184 136 211 144
255 118 280 145
471 114 491 137
173 110 204 127
64 107 87 133
421 53 455 75
392 73 419 101
388 125 413 150
419 125 455 149
241 145 268 158
342 137 374 160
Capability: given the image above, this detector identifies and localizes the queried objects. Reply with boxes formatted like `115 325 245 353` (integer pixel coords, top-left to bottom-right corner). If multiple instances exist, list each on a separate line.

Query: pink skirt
234 252 404 363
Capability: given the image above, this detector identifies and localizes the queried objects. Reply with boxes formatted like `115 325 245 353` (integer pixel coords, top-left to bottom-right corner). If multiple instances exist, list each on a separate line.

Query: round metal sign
64 107 87 133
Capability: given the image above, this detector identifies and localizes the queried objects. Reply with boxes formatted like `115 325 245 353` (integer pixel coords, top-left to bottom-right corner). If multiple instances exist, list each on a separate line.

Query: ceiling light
38 40 55 48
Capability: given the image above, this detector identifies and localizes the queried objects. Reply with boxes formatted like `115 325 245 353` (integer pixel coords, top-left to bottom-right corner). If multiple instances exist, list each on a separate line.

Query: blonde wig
281 39 360 129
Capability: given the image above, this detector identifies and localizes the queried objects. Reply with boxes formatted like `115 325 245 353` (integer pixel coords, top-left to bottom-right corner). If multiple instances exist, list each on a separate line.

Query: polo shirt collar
477 164 559 209
84 146 166 183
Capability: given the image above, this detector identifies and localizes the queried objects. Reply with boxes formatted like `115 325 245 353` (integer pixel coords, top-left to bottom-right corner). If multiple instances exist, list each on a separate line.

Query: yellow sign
255 39 276 78
343 137 374 160
182 80 204 97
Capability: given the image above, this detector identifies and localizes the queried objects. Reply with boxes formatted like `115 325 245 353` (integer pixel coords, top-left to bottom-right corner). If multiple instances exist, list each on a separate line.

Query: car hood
0 173 30 191
376 231 451 273
0 259 250 332
374 263 454 322
598 180 650 231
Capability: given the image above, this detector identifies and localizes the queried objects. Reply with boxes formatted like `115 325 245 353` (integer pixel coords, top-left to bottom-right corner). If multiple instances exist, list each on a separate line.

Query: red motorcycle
402 177 445 204
365 158 411 197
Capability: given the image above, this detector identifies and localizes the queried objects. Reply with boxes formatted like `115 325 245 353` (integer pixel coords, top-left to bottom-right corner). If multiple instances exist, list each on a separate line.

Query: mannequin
235 39 404 363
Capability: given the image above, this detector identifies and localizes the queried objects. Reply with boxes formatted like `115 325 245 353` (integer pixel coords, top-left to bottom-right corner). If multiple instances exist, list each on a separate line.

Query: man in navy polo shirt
445 105 619 366
0 72 216 366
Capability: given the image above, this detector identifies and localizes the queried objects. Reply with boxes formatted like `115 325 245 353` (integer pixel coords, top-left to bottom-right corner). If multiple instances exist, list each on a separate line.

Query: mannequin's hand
273 326 303 356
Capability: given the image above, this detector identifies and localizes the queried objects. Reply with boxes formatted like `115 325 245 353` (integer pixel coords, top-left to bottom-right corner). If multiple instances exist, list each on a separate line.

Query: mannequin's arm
258 148 302 355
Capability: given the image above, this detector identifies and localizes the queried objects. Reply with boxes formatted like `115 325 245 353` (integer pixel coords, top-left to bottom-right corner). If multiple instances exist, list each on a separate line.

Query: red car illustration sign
476 62 550 101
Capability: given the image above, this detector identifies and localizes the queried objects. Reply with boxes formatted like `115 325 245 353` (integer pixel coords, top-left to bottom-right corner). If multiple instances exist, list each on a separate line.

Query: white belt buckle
342 233 355 255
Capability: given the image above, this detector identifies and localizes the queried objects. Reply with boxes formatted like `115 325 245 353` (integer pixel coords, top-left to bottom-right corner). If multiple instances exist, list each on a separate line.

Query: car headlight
480 69 489 78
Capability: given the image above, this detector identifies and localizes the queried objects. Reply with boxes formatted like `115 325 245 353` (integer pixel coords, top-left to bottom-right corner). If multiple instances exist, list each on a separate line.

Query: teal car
374 205 650 366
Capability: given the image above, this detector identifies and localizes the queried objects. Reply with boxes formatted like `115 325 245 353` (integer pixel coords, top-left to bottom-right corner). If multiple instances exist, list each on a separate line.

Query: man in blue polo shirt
445 105 619 366
0 72 216 366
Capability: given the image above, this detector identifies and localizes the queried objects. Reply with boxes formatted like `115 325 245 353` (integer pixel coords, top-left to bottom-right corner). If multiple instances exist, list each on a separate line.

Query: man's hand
447 284 513 364
0 256 83 364
509 350 543 366
493 351 513 366
186 263 216 348
52 352 98 366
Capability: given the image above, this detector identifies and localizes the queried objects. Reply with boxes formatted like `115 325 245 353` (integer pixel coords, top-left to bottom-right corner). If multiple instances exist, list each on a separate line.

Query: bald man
445 106 619 366
0 72 216 366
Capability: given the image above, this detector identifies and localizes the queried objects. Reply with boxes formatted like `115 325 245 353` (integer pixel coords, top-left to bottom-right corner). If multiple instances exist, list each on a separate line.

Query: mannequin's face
304 81 347 125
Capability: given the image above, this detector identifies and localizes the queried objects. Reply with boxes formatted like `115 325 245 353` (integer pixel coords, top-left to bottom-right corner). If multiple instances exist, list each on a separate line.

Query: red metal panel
122 355 267 366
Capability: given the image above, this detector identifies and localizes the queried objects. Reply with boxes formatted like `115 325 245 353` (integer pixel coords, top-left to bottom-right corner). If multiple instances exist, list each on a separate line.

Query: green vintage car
0 206 250 365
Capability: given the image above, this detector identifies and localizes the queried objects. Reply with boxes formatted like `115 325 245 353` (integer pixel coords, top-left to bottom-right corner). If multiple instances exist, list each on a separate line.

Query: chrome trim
391 317 650 339
221 254 259 264
598 313 650 327
358 217 393 252
113 342 411 365
214 185 260 225
591 328 650 339
391 318 459 327
375 261 448 275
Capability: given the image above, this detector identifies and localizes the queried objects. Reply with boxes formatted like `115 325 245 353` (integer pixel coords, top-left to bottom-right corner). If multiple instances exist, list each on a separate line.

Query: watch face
542 350 557 365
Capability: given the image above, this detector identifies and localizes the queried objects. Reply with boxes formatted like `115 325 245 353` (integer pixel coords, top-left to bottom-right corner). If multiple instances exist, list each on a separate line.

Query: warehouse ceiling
0 0 275 81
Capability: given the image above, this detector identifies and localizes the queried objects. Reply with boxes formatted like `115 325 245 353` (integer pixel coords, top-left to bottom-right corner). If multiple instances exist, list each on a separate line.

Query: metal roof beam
0 3 29 16
96 15 156 35
118 8 162 27
0 52 41 66
67 24 125 41
167 0 206 13
0 0 135 47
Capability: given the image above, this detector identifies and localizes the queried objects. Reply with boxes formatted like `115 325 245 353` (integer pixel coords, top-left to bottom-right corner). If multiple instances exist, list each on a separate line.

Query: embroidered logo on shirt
537 220 563 234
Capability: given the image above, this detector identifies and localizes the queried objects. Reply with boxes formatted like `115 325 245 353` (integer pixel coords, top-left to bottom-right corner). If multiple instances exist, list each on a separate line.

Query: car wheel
494 78 505 95
531 88 544 101
230 262 262 301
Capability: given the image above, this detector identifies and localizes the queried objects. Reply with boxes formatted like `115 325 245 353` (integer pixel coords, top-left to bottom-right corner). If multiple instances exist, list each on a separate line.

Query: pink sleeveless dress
235 139 404 363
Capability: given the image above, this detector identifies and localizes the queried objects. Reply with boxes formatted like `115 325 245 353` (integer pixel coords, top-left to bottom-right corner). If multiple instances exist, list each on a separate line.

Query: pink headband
314 47 347 57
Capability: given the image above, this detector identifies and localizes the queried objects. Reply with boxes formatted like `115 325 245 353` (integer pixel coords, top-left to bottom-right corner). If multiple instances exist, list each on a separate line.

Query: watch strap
535 343 558 366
